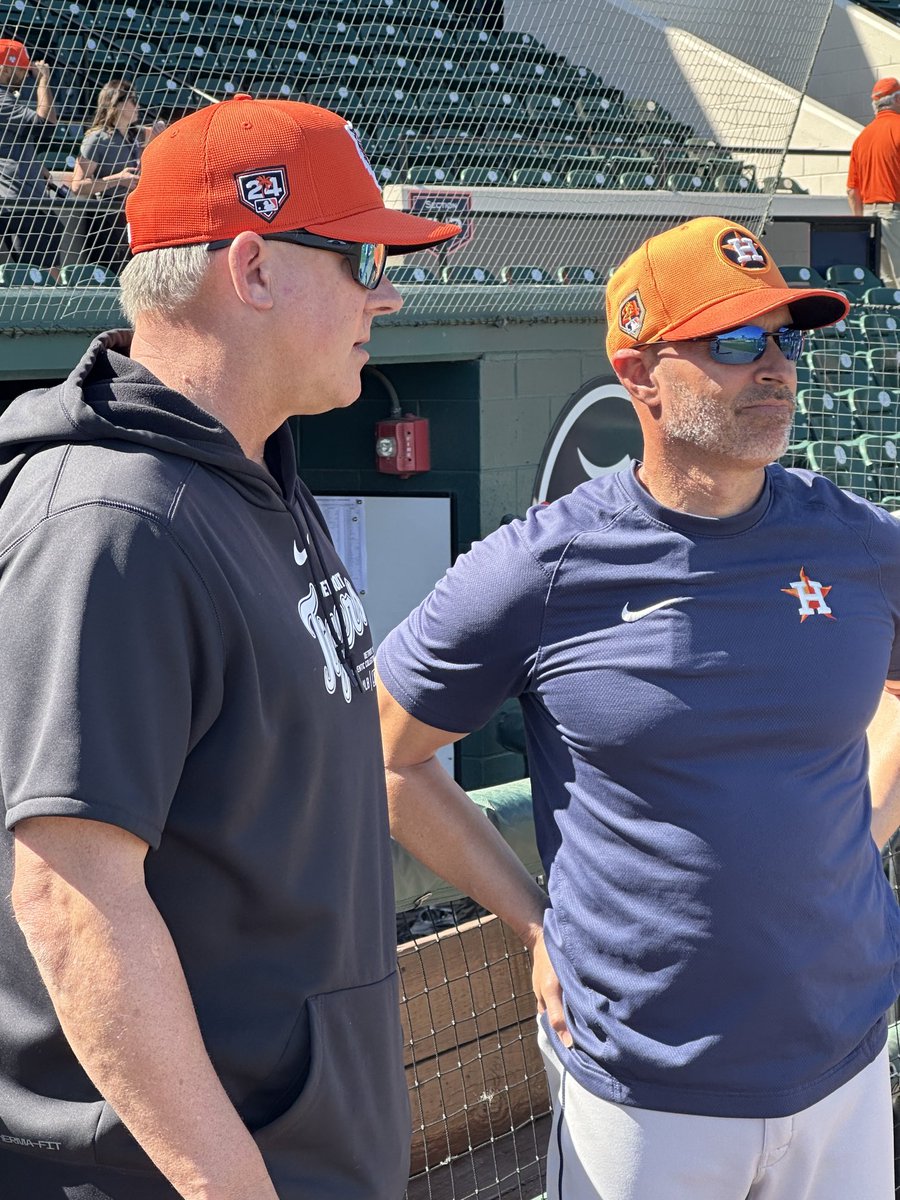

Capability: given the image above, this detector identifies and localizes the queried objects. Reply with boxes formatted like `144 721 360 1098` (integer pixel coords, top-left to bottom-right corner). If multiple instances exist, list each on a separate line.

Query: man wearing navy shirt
377 216 900 1199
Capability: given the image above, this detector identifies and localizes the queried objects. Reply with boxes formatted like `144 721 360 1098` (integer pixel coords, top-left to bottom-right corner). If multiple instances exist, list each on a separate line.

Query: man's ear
226 231 275 312
611 347 661 413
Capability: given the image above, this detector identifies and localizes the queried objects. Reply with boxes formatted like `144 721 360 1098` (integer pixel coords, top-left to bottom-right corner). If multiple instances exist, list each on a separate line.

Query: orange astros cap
872 77 900 101
605 217 849 361
126 94 461 255
0 40 29 68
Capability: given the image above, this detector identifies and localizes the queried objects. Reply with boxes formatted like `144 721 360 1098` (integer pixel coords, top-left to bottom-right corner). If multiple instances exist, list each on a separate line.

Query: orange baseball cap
872 77 900 101
606 217 849 361
0 39 29 68
126 94 461 255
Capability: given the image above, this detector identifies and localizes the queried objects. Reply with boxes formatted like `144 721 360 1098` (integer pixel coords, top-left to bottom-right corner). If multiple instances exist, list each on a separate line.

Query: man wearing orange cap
376 217 900 1198
848 77 900 286
0 37 61 272
0 95 459 1199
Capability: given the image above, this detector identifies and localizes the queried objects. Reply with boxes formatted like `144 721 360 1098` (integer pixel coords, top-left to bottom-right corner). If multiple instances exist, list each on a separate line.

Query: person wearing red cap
847 77 900 287
0 37 61 273
0 95 459 1200
376 217 900 1199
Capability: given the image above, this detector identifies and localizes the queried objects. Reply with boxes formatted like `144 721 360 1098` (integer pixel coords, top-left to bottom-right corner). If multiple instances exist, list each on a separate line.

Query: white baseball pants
538 1019 893 1200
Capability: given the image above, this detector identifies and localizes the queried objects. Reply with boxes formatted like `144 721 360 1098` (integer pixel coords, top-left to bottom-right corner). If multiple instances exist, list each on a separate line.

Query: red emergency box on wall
375 415 431 477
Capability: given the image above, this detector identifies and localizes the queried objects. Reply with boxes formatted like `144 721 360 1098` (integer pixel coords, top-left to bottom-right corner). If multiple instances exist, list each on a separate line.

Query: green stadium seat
458 166 509 186
763 175 809 194
827 264 883 298
524 95 582 124
134 75 196 114
781 265 828 288
406 165 456 184
843 387 898 432
389 265 438 284
565 168 611 188
804 348 871 389
796 389 857 440
58 263 115 286
500 264 556 284
666 172 706 192
805 440 880 498
858 431 900 479
557 265 602 284
162 40 217 71
619 170 657 189
867 344 900 384
713 174 757 193
442 264 499 284
0 263 53 286
860 312 900 339
862 286 900 306
511 167 560 187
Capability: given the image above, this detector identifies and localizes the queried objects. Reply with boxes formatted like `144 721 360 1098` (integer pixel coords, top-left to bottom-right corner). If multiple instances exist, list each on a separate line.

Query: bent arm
377 668 572 1043
868 682 900 848
12 816 278 1200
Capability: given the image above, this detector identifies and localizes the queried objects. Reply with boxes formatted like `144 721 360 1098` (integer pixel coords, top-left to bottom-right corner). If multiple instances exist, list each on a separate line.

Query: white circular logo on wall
533 380 643 504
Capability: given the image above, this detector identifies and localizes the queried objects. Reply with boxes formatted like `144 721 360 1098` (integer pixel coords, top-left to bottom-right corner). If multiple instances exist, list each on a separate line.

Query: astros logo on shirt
781 566 835 622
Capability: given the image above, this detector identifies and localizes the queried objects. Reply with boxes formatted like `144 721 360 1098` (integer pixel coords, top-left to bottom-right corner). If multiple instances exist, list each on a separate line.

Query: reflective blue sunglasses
654 324 805 365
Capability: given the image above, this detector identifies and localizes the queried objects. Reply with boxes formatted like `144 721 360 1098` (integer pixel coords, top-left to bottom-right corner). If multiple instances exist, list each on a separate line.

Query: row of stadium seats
0 262 605 286
784 434 900 507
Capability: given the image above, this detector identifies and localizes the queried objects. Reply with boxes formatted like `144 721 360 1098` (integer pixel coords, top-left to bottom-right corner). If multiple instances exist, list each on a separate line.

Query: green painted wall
0 311 612 790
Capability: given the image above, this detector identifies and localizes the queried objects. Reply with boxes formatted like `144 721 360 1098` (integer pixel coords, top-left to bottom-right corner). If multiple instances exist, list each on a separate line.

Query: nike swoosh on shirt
621 598 691 622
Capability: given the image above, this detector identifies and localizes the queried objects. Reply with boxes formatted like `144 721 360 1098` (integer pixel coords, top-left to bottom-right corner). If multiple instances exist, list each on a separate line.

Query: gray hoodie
0 332 409 1197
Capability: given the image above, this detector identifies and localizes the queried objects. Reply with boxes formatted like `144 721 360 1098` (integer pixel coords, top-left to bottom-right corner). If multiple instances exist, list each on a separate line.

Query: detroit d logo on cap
716 229 768 271
235 167 290 222
618 292 645 340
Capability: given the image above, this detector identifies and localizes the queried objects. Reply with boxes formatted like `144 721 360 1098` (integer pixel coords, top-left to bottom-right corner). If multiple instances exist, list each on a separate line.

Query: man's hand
29 59 51 82
525 924 572 1048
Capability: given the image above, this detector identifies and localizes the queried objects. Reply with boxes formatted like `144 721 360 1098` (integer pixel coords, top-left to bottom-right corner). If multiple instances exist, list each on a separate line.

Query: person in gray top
0 95 459 1199
70 79 163 271
0 38 60 271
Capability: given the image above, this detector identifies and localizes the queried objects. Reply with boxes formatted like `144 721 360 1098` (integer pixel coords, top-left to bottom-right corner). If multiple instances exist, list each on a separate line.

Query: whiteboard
316 493 454 775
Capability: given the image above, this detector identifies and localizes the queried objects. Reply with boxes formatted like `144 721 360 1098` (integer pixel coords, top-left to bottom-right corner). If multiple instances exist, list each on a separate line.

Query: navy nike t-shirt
378 464 900 1118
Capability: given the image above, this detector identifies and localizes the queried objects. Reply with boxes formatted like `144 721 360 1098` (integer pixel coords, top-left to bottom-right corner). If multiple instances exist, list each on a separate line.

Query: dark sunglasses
207 229 388 290
645 325 805 365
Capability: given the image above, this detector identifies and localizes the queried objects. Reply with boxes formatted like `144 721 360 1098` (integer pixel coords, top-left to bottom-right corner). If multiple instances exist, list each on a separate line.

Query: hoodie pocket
255 971 411 1200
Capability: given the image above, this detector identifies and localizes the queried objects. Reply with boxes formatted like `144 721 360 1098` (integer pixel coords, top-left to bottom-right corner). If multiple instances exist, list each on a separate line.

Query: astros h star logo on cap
715 228 769 272
234 166 290 222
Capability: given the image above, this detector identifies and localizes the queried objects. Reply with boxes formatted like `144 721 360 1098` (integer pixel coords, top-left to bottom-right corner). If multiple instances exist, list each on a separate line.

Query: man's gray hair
118 243 213 324
874 93 899 112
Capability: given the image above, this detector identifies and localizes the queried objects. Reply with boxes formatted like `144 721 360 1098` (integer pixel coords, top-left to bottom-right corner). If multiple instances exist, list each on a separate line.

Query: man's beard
664 379 796 464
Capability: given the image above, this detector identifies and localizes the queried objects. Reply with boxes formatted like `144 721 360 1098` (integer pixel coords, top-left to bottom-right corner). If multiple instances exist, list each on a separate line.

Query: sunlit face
268 241 403 417
121 96 138 126
649 306 798 468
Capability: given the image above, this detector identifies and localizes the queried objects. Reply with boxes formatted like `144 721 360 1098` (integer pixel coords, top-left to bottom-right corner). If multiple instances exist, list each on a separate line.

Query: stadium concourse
1 0 900 1196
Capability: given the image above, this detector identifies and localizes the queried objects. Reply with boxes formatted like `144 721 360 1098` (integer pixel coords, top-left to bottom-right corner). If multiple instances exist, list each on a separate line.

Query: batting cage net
0 0 831 328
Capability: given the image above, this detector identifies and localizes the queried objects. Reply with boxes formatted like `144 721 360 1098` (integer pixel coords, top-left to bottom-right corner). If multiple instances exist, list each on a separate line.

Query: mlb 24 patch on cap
235 167 290 222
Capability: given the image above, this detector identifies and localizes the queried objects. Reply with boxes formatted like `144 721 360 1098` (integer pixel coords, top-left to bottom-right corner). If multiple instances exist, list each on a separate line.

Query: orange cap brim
662 285 849 340
304 206 461 254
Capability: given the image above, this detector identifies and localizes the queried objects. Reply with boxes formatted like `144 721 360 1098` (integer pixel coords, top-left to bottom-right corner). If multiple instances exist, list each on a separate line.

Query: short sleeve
79 130 102 164
5 98 44 133
867 504 900 680
847 146 859 192
0 504 224 846
376 522 549 733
